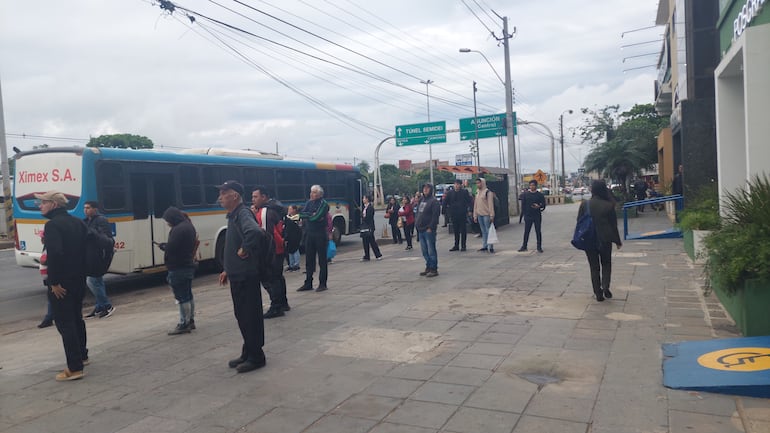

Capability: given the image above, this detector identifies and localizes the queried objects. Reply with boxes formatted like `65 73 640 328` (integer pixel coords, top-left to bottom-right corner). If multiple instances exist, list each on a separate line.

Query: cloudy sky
1 0 661 175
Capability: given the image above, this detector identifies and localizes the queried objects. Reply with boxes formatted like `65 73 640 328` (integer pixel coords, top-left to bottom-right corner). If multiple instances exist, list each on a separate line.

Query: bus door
130 173 175 268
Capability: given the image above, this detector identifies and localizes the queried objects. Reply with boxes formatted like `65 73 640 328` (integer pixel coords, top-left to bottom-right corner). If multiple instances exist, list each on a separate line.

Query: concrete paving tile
304 414 378 433
574 318 619 330
1 404 143 433
386 363 442 380
411 382 476 405
593 388 668 429
448 353 504 370
366 377 424 398
243 407 324 433
332 394 403 420
442 322 493 341
511 415 588 433
562 337 613 352
113 416 191 433
536 380 600 400
666 389 738 417
411 319 457 334
367 422 437 433
0 394 69 424
463 372 537 413
431 366 493 387
443 406 519 433
477 331 525 344
669 410 744 433
524 394 594 423
383 400 458 429
488 323 531 335
464 342 516 356
569 327 616 341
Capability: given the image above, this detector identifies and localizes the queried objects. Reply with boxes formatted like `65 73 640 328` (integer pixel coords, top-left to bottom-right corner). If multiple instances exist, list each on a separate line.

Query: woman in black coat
385 197 402 244
360 195 382 261
577 180 622 301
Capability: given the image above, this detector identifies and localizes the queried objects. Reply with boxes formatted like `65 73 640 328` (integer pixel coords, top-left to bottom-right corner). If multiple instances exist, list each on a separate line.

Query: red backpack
256 207 285 255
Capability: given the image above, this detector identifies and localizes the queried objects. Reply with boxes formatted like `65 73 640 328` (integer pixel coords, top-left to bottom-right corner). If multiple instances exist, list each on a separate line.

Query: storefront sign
734 0 767 40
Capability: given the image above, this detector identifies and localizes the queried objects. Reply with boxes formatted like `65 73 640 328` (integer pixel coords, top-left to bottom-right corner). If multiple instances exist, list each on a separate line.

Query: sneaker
315 285 328 292
518 247 528 252
297 284 314 292
537 248 544 253
360 257 370 262
426 269 439 277
38 318 53 328
264 307 285 319
376 256 383 261
55 369 84 381
97 306 115 319
477 247 488 252
449 246 459 251
84 308 99 319
168 323 192 335
405 246 412 250
602 289 613 299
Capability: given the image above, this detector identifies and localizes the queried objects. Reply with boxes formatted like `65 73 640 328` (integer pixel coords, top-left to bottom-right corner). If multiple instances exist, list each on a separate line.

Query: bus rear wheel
332 219 345 246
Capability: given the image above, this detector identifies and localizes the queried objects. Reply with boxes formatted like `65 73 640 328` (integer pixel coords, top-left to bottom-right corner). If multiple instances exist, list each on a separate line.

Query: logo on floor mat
697 347 770 371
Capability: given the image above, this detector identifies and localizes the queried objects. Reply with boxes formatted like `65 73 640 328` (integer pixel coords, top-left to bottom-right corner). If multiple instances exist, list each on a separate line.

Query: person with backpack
578 180 622 301
297 185 330 292
35 190 89 381
473 178 496 253
251 186 290 319
217 180 268 373
518 180 547 253
157 207 198 334
82 201 115 319
284 205 302 272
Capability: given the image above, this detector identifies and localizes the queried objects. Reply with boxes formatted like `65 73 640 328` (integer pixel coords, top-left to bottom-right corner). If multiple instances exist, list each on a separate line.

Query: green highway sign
459 112 516 140
395 121 447 146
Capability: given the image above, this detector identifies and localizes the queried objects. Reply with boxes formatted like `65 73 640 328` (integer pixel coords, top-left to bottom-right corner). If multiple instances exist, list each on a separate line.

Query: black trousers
362 232 382 259
49 277 88 372
451 212 467 248
263 253 288 309
230 278 265 362
404 223 414 247
304 232 328 286
585 241 613 295
389 222 402 243
522 214 543 249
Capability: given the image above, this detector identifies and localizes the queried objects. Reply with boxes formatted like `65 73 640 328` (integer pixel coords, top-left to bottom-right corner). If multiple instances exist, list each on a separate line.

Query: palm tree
583 138 646 192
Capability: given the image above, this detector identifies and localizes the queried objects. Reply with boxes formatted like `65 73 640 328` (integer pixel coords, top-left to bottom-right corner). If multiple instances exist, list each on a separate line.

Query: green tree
613 104 668 167
87 134 154 149
356 160 371 175
583 139 647 192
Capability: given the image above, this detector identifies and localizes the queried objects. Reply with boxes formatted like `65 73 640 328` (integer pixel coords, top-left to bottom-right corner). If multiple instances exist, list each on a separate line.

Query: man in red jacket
251 186 290 318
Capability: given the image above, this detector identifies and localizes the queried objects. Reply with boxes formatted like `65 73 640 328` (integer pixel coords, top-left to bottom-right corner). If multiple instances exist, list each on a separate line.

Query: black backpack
84 225 115 277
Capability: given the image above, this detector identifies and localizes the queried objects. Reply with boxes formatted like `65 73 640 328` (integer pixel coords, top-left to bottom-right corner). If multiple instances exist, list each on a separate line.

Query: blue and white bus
13 147 364 273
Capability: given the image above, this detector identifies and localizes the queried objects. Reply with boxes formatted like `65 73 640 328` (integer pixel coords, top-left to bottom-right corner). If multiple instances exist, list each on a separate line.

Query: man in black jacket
83 201 115 319
298 185 330 292
217 180 267 373
252 186 290 318
35 191 89 381
518 180 547 253
444 179 473 251
158 207 198 335
415 183 441 277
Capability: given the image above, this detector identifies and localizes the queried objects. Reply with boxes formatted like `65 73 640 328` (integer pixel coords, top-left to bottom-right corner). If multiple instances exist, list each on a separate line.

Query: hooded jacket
161 207 197 270
415 185 440 232
473 178 495 219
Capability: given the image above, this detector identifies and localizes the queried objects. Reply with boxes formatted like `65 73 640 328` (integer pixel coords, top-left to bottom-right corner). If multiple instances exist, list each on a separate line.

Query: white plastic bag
487 223 499 245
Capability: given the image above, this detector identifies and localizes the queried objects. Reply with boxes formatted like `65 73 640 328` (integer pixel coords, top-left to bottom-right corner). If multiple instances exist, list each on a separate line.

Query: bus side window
276 169 304 202
98 162 126 211
180 166 202 206
203 166 235 205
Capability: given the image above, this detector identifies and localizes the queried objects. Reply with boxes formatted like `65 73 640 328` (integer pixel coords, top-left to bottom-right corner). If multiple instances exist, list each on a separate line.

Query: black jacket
415 196 440 232
579 198 622 246
522 190 546 219
43 207 87 285
161 207 197 270
362 203 376 231
224 203 265 281
444 187 472 216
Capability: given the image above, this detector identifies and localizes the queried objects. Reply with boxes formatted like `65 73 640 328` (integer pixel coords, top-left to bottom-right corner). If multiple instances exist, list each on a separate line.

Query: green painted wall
718 0 770 54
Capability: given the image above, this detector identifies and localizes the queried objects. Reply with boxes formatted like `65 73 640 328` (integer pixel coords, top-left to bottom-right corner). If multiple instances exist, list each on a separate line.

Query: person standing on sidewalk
445 179 473 252
297 185 330 292
473 178 496 253
518 180 546 253
415 183 440 277
83 201 115 319
35 191 89 381
217 180 267 373
284 205 302 272
252 186 290 318
398 196 415 250
385 196 402 244
360 195 383 261
578 180 622 302
158 207 198 334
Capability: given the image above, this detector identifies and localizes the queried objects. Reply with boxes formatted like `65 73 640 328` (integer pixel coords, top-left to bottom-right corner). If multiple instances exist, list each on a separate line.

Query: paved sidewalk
1 202 768 433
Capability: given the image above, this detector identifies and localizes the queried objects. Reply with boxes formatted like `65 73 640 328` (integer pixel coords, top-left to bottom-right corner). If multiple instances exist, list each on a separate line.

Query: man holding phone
518 180 547 253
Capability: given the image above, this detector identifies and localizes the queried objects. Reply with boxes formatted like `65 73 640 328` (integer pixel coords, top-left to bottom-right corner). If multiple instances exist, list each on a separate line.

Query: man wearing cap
35 191 89 381
216 180 268 373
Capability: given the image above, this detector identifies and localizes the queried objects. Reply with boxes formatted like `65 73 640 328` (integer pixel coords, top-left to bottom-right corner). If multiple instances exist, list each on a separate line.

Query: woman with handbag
398 196 415 250
385 197 403 244
360 195 382 261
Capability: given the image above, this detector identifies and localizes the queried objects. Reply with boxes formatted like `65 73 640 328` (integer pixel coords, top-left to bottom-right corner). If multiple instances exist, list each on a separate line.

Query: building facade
714 0 770 207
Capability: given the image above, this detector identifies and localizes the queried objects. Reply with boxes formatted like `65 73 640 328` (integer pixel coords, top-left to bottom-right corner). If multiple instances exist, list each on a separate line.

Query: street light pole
518 120 556 193
559 109 573 190
420 79 434 187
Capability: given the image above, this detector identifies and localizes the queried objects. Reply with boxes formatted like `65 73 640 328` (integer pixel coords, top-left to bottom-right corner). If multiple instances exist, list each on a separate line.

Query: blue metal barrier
621 194 684 240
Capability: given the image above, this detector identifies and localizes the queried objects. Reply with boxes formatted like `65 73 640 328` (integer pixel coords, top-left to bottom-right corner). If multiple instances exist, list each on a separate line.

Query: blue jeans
418 230 438 270
288 250 300 268
86 276 111 311
478 215 492 249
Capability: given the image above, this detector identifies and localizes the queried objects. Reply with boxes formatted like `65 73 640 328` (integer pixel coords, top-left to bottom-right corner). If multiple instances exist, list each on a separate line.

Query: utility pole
473 81 480 173
420 79 435 187
499 15 520 217
0 79 14 240
559 109 573 189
